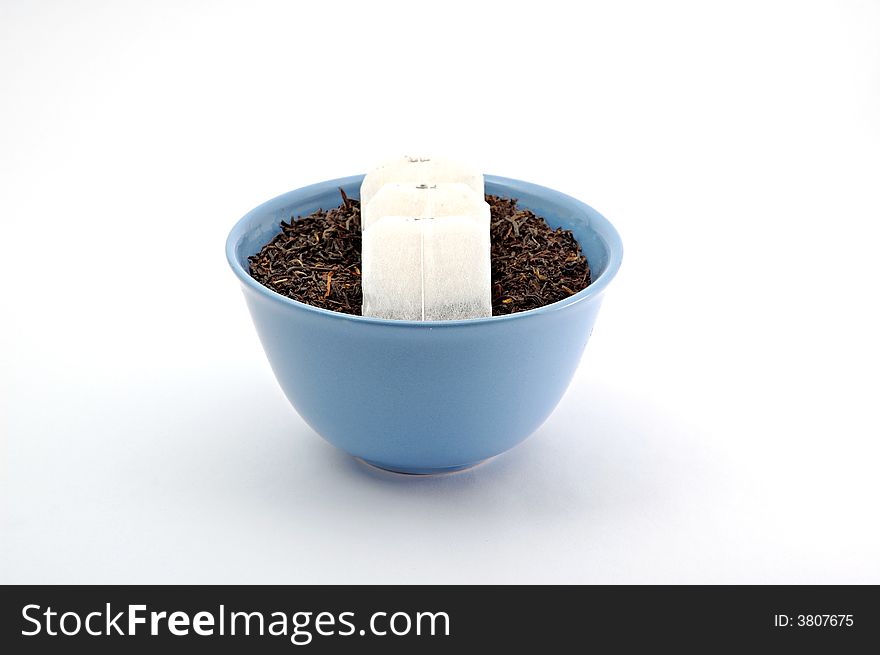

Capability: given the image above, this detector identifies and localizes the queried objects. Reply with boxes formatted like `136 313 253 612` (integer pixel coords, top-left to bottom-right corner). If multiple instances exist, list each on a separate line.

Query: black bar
1 585 876 652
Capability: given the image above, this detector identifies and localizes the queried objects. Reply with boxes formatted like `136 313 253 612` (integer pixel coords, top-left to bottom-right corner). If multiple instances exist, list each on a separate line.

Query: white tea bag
360 156 492 321
361 216 492 321
360 155 484 208
361 217 423 320
362 182 490 231
421 216 492 321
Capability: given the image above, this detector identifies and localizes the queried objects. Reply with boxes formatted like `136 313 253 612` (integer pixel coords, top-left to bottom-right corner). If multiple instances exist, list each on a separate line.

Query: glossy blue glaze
226 175 623 474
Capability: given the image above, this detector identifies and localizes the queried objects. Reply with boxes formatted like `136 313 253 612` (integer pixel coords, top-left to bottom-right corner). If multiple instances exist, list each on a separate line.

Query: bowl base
355 457 488 476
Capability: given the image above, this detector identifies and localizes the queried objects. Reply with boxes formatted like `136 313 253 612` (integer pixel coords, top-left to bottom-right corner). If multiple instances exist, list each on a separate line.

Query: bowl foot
355 457 488 476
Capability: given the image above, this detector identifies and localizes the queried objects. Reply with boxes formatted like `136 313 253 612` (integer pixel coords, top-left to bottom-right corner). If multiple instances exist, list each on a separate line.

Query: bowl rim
226 174 623 327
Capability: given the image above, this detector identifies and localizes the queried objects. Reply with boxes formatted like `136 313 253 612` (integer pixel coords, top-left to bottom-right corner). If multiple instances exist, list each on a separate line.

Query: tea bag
361 217 424 320
360 156 492 321
362 182 490 231
420 216 492 320
361 216 492 321
359 155 484 208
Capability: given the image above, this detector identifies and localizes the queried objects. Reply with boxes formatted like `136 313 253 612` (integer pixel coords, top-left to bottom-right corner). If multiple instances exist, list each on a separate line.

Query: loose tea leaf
248 191 363 315
248 191 591 317
487 195 591 315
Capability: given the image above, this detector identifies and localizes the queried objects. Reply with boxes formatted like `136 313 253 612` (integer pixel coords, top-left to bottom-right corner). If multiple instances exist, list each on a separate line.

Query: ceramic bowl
226 175 622 473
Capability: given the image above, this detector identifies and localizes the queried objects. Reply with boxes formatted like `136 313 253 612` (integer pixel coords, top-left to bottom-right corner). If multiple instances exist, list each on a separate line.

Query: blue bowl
226 175 623 474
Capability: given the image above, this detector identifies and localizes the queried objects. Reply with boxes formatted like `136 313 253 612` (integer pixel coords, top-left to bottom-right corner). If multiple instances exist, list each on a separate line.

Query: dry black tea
248 190 591 317
487 195 591 315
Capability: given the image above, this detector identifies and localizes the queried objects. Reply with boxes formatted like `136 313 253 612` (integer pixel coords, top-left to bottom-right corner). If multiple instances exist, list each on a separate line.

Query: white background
2 0 879 584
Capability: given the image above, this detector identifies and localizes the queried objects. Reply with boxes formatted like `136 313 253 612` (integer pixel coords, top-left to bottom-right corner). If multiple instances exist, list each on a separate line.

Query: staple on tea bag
362 182 490 231
359 156 484 209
